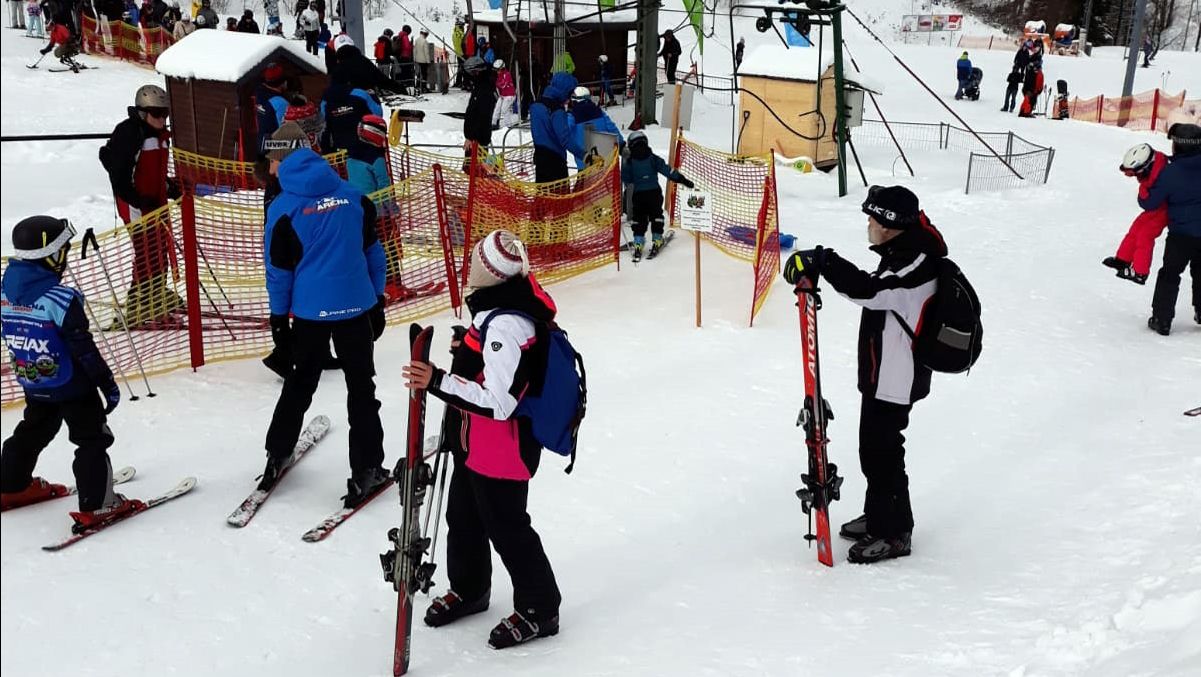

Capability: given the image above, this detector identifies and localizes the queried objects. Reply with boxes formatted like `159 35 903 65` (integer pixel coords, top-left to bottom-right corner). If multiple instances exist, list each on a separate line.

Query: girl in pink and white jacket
403 230 561 650
492 59 519 128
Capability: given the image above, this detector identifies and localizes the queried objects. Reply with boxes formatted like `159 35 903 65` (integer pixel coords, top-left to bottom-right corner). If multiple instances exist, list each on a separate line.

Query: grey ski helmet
135 84 168 111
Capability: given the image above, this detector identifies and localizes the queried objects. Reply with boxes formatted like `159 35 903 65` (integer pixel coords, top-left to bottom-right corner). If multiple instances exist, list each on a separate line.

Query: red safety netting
81 15 174 67
1069 89 1198 133
460 144 622 288
668 136 780 326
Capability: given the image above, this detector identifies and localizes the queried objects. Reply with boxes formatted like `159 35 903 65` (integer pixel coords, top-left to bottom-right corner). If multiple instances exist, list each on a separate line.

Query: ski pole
64 267 140 402
26 51 49 69
81 228 157 398
168 231 238 341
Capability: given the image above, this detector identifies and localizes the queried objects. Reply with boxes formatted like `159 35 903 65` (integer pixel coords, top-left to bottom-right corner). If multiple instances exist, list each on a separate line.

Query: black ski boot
847 533 911 564
261 349 292 379
1116 267 1147 285
424 589 490 628
343 466 391 508
1147 316 1171 336
839 514 868 541
1101 256 1130 272
257 454 288 491
487 610 559 649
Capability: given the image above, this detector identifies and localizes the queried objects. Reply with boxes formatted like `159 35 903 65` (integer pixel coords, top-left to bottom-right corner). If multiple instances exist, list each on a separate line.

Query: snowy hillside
3 6 1201 677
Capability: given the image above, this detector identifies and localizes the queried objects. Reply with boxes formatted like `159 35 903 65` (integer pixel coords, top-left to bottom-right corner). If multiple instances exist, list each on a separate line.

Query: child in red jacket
1102 143 1170 284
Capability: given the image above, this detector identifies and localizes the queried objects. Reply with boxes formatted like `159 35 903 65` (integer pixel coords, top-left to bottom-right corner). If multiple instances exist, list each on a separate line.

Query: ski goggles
15 218 75 261
139 106 170 119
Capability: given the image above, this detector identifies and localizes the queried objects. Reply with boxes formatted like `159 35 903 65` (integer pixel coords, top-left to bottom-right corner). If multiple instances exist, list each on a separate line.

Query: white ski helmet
571 86 591 102
135 84 169 110
493 59 504 70
598 54 608 63
195 13 206 25
1120 143 1154 175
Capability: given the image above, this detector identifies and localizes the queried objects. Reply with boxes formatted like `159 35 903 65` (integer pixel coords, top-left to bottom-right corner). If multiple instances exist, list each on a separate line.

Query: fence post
965 155 972 195
1150 88 1160 132
1097 94 1104 123
180 193 205 371
1006 132 1013 159
1044 148 1055 184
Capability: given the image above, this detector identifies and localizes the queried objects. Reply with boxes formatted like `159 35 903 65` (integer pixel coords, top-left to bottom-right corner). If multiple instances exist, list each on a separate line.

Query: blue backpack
479 310 587 473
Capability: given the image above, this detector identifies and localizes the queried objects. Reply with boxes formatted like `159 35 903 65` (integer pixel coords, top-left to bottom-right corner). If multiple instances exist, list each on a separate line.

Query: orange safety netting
1 205 192 405
1069 89 1198 133
81 15 174 67
668 137 780 326
460 144 622 288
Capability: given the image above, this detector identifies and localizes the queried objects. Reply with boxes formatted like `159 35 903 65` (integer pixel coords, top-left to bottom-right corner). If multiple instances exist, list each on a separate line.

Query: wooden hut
469 5 636 99
155 31 327 161
737 44 878 169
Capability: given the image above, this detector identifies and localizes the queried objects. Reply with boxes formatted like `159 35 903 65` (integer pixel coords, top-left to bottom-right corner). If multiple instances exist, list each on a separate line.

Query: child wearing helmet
621 130 694 260
1 216 145 528
1102 143 1170 285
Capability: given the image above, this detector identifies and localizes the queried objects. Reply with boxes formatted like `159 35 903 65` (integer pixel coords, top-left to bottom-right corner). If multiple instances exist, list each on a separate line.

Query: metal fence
855 119 1055 194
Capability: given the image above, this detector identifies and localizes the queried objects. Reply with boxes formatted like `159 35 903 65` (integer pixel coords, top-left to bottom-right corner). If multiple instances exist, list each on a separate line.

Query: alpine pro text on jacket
820 216 948 405
264 149 387 321
1 260 115 402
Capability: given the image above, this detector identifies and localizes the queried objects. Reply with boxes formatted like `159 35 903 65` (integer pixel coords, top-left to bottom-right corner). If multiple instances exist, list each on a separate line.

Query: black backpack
892 258 983 374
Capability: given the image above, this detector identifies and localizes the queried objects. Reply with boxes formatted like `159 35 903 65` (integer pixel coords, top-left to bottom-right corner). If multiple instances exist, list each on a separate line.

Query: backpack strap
890 310 917 341
565 345 586 475
477 308 536 345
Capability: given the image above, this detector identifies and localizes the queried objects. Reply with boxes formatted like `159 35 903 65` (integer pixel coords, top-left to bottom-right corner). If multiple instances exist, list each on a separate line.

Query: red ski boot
1 478 69 511
68 494 146 533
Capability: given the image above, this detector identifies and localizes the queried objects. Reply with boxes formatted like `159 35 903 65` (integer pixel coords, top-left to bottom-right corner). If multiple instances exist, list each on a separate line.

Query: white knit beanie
467 230 529 289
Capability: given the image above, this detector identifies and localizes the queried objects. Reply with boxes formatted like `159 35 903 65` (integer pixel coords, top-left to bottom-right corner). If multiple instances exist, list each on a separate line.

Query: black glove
101 380 121 415
40 45 52 55
783 246 828 285
677 175 695 189
368 296 386 341
166 176 183 201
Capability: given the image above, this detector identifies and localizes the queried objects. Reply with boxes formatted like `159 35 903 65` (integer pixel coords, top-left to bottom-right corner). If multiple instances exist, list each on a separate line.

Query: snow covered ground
2 5 1200 677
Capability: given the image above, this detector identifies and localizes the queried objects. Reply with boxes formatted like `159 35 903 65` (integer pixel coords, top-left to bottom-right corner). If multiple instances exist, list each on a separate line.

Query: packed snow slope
2 11 1200 677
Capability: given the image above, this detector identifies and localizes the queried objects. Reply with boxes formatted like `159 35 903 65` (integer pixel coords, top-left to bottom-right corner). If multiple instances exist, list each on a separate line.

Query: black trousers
265 314 383 474
445 454 561 619
533 146 568 184
859 396 914 539
664 55 679 84
1151 233 1201 322
630 188 665 238
1 391 115 511
304 30 319 55
1003 85 1019 111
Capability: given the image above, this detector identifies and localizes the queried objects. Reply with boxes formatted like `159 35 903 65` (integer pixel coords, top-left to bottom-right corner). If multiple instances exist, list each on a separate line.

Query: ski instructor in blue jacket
529 71 583 183
258 121 392 508
955 51 972 100
1142 122 1201 335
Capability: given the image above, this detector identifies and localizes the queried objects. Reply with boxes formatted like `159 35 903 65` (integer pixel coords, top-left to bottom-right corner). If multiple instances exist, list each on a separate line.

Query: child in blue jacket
1 216 142 528
620 130 694 259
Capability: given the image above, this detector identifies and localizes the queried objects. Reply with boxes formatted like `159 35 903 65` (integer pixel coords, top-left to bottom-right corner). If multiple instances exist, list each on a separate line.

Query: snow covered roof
1025 20 1047 33
1055 23 1076 33
738 44 832 82
155 30 325 83
471 1 636 25
845 72 885 95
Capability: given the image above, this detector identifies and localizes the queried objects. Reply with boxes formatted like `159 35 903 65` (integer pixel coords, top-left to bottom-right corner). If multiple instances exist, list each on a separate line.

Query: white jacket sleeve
432 312 535 420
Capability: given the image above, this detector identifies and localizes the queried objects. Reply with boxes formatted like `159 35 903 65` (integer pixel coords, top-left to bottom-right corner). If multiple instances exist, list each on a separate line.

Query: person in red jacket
1102 143 1170 285
38 19 78 68
98 84 183 327
1018 63 1044 117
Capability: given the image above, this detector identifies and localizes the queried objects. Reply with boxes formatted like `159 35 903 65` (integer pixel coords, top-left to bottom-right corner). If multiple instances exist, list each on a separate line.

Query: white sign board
678 190 714 233
659 83 696 131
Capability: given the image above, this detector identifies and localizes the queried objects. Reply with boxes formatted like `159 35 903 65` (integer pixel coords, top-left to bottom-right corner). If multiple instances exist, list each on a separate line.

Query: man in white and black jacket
784 185 948 564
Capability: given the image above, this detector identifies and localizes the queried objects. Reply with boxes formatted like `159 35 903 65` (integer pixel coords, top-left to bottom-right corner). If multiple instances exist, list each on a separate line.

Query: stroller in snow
964 67 983 101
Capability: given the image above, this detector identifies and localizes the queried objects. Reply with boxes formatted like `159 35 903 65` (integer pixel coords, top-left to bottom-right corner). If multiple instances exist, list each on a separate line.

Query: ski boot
343 466 392 509
1101 256 1130 273
425 589 491 628
648 236 665 259
257 453 289 491
1116 267 1148 285
1 477 68 511
487 610 559 649
847 532 911 564
630 236 645 263
1147 316 1171 336
68 494 145 533
839 514 868 541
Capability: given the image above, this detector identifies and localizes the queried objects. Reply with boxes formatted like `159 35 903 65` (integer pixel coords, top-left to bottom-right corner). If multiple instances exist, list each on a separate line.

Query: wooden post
665 82 684 211
180 192 205 370
1097 94 1104 123
694 231 702 328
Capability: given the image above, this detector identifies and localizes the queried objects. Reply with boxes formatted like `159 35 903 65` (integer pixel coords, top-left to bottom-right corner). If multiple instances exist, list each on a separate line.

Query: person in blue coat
567 86 623 170
255 62 291 153
258 122 392 507
528 71 582 183
1 216 143 527
1142 123 1201 334
620 130 694 259
955 51 972 100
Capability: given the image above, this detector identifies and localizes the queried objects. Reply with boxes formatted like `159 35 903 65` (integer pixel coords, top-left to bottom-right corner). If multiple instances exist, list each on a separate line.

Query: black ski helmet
10 215 75 274
1167 122 1201 158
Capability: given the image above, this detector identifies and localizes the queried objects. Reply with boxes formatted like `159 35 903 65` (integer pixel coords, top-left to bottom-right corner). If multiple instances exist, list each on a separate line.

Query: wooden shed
155 31 327 161
470 6 636 98
737 45 878 169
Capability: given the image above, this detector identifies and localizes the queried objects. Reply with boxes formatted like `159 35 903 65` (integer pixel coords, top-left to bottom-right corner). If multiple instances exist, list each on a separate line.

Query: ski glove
783 247 828 285
40 45 52 55
677 175 695 189
101 380 121 415
368 296 386 341
166 176 183 201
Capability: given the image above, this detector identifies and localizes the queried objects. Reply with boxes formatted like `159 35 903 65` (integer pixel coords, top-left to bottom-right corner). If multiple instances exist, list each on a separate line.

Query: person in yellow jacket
452 19 465 88
552 50 574 74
